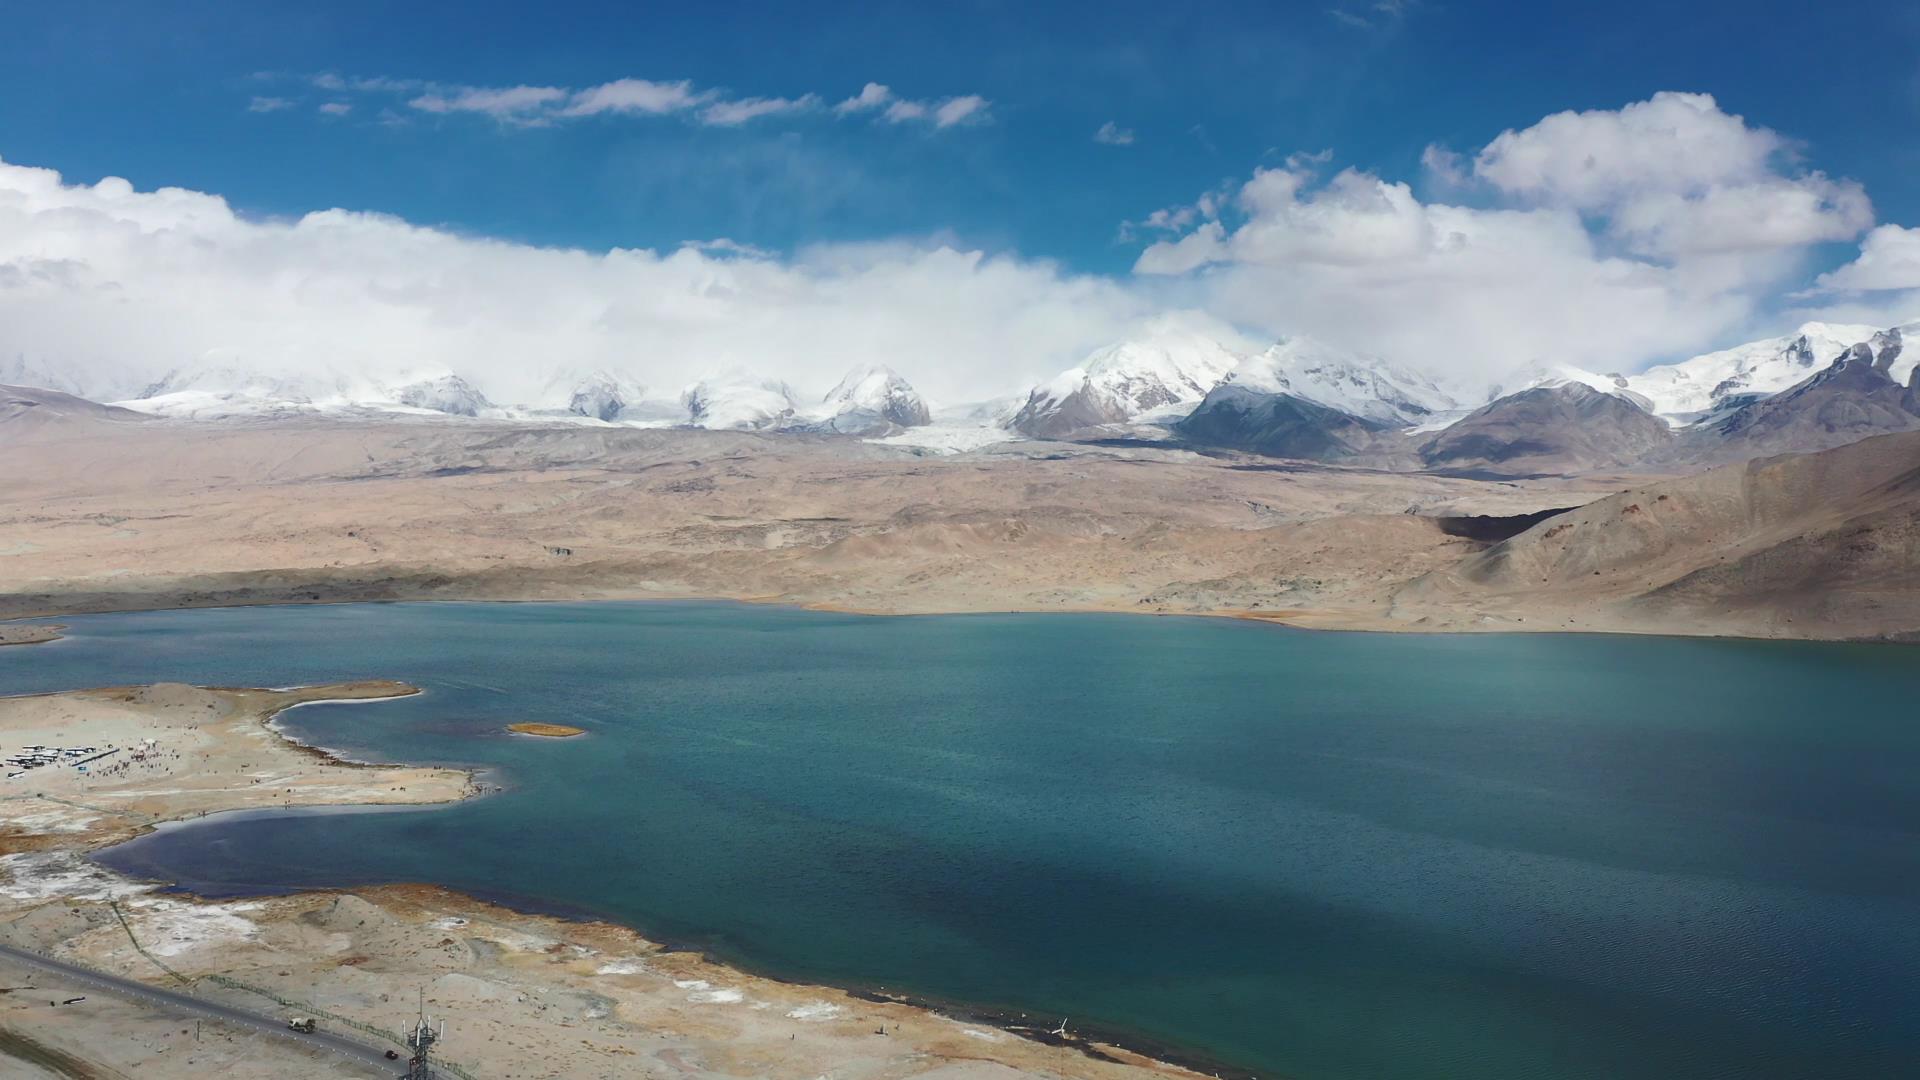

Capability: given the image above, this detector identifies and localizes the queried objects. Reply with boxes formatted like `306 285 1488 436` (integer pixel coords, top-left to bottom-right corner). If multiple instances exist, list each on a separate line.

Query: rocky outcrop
1872 327 1903 374
1418 383 1673 475
392 375 491 417
1175 384 1394 460
565 372 646 422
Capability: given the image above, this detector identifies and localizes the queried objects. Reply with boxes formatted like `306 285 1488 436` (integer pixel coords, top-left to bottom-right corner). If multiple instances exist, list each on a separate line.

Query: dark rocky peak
1871 327 1903 374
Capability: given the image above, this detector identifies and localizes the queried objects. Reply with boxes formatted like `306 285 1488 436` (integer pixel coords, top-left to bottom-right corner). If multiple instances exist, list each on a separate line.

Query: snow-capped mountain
559 370 648 422
390 374 492 417
1488 362 1656 413
1222 336 1457 426
1671 340 1920 463
1621 322 1881 420
1010 325 1242 437
1 353 98 398
681 371 799 430
820 364 931 434
119 360 357 418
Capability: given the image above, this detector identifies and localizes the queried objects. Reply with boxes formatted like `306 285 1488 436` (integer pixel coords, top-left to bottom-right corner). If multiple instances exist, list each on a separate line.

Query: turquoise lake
4 602 1917 1079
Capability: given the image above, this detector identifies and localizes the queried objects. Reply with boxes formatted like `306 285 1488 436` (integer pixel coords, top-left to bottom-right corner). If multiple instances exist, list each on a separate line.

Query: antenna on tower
404 985 442 1080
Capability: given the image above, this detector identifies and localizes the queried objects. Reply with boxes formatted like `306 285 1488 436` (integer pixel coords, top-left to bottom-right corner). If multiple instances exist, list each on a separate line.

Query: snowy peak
681 371 799 430
0 354 94 399
1870 327 1903 376
1623 321 1880 419
1010 326 1242 437
137 363 330 404
390 374 492 417
560 370 648 422
1224 336 1457 425
118 360 358 418
821 364 930 433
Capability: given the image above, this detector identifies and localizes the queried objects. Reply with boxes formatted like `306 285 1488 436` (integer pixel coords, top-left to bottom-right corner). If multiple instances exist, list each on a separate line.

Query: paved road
0 942 402 1077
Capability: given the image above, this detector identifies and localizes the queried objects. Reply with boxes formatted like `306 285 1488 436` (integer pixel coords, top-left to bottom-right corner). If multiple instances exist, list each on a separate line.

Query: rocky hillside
0 383 149 439
1398 429 1920 639
1418 383 1674 475
1668 342 1920 464
1175 384 1401 461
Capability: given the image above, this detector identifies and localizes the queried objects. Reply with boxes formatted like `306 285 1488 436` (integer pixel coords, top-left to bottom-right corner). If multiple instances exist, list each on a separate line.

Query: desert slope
1396 430 1920 639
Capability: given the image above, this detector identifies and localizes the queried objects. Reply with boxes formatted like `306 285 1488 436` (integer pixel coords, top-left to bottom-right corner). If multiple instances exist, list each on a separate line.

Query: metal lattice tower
404 988 443 1080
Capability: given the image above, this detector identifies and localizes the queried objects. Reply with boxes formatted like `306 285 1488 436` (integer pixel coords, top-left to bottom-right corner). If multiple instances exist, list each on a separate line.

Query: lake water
5 602 1916 1079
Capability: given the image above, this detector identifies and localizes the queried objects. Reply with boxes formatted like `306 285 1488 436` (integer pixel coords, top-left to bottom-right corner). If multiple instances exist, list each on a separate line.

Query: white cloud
828 83 987 128
1816 225 1920 293
1130 92 1885 388
409 84 568 122
833 82 894 115
882 100 928 123
1327 0 1414 30
561 78 707 117
1094 121 1135 146
700 94 821 127
284 74 987 132
1470 91 1869 258
248 96 293 113
1419 143 1467 187
932 96 990 128
1474 92 1784 205
0 156 1152 406
317 102 352 117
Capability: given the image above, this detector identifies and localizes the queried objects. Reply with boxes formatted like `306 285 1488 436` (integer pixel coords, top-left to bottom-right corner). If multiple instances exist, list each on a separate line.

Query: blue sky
4 1 1920 403
7 0 1916 273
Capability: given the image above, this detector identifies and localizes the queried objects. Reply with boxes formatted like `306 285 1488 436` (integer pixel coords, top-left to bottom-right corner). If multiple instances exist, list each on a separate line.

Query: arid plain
5 399 1915 642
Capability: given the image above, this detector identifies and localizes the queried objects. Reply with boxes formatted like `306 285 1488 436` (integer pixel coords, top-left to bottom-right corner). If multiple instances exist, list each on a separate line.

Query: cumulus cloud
1816 225 1920 293
1471 91 1870 257
0 156 1151 406
248 96 293 113
1094 121 1135 146
1132 92 1884 388
317 102 352 117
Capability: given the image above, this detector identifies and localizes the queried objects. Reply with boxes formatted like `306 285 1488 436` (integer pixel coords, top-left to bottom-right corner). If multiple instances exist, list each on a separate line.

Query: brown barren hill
1396 429 1920 639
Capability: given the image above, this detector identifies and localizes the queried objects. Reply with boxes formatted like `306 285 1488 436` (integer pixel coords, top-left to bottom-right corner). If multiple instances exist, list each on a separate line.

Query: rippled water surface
6 602 1916 1079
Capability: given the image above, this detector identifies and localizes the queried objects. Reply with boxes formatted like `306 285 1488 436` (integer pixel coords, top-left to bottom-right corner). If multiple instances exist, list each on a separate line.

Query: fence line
82 902 483 1080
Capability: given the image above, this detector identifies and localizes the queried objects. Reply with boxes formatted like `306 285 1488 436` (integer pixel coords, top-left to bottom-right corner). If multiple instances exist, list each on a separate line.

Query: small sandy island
0 624 63 648
0 683 1210 1080
506 721 586 738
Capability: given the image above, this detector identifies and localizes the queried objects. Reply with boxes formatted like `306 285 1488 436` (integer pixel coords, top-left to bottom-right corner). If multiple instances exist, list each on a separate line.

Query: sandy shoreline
0 624 63 648
0 681 1217 1080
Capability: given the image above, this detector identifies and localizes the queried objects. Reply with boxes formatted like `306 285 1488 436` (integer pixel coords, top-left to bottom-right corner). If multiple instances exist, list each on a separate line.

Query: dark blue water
6 602 1916 1079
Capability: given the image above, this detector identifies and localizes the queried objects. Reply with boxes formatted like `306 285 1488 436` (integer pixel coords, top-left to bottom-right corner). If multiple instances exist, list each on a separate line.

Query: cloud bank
7 92 1915 409
1134 92 1892 385
0 157 1144 406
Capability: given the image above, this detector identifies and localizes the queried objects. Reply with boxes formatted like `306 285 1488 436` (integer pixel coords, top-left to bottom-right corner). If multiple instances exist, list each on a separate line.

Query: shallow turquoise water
5 602 1917 1079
